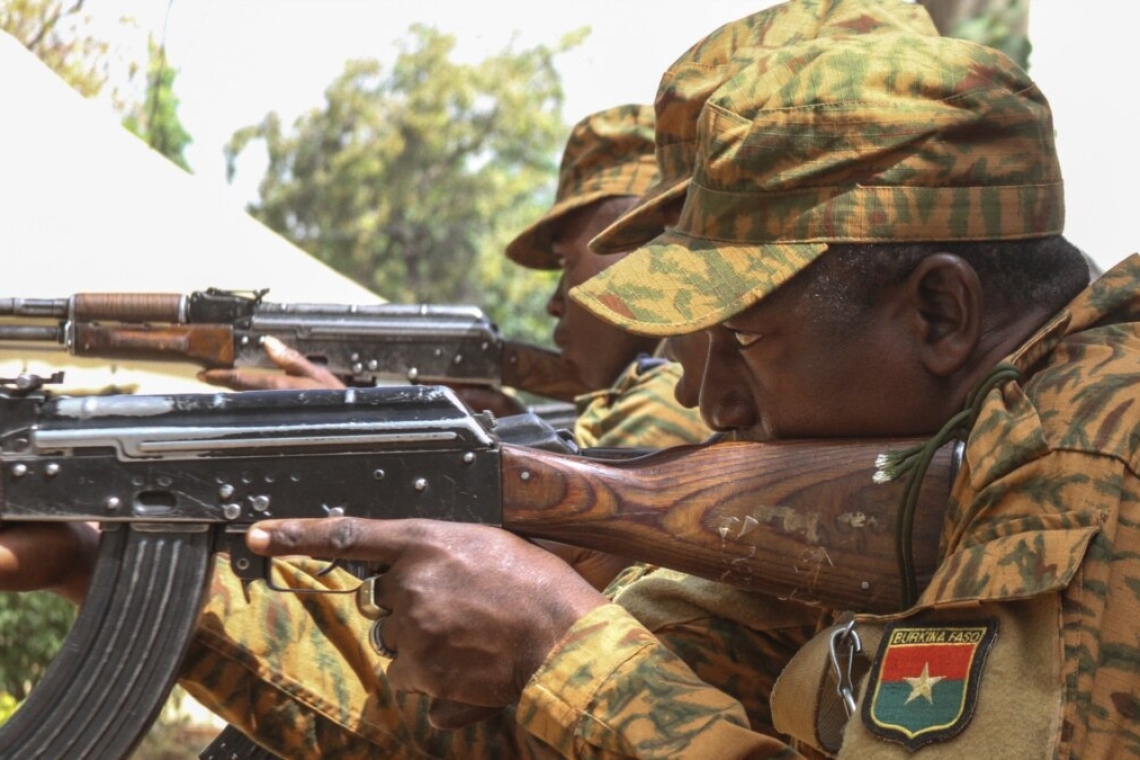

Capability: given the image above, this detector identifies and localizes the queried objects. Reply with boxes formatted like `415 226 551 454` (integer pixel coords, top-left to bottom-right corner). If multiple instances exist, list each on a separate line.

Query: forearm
518 604 804 760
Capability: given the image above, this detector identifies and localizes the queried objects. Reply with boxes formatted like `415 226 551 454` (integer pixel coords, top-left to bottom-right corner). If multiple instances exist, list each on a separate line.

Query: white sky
90 0 1137 273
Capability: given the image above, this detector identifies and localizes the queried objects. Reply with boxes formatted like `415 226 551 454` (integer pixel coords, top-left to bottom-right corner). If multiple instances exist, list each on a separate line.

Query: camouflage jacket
573 356 708 449
521 255 1140 759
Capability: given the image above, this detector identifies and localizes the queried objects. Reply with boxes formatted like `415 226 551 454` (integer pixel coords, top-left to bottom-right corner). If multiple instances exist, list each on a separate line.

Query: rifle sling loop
875 362 1024 609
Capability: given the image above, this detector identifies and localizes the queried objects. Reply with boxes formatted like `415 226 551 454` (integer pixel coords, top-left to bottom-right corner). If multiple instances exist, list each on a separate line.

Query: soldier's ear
904 253 983 378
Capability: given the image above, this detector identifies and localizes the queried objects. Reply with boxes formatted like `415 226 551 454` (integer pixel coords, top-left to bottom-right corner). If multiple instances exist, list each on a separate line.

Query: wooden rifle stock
503 438 954 613
500 341 591 402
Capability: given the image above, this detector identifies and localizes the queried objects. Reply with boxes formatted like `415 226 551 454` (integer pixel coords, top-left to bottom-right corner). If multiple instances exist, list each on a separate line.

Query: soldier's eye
733 331 763 348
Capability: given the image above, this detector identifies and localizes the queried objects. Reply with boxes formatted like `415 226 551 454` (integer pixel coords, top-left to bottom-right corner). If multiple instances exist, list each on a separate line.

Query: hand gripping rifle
0 288 590 401
0 373 958 759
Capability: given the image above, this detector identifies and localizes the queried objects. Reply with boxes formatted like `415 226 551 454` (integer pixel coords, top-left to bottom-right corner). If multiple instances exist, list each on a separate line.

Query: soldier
247 23 1136 760
15 3 1130 760
4 3 1015 759
197 106 706 457
497 104 708 453
199 105 712 598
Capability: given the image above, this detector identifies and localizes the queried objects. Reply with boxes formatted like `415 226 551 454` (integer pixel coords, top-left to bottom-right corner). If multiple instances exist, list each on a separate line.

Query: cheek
739 341 864 435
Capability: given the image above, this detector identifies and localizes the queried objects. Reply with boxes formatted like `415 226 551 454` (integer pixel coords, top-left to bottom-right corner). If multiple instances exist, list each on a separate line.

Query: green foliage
122 37 193 171
227 25 584 344
917 0 1031 70
0 692 16 724
0 591 74 701
947 0 1031 70
0 0 112 97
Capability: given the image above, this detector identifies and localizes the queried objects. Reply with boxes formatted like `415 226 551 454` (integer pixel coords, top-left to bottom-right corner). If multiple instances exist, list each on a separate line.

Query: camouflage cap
505 104 658 270
589 0 938 255
572 32 1064 336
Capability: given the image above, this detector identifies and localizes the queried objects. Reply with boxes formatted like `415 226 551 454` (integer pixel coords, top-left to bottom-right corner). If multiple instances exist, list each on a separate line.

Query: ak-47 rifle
0 373 957 759
0 288 590 401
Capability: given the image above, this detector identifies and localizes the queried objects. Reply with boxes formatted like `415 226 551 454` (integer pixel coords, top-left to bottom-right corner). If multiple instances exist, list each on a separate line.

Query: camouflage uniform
574 357 706 449
178 107 715 758
559 22 1133 760
533 256 1140 758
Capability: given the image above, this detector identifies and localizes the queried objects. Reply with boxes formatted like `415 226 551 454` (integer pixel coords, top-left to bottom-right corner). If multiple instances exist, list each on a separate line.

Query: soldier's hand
247 517 606 709
198 336 346 391
0 521 98 604
533 539 632 591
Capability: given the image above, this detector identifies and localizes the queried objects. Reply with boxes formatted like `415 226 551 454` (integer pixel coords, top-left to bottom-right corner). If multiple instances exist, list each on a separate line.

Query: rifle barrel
0 324 64 342
0 297 70 318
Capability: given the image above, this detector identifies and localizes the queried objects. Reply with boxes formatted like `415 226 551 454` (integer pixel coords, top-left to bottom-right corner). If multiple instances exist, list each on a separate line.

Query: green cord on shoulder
874 362 1023 608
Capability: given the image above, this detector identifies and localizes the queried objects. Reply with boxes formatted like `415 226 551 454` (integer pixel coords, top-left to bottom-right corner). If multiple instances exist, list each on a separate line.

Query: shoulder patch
861 619 998 750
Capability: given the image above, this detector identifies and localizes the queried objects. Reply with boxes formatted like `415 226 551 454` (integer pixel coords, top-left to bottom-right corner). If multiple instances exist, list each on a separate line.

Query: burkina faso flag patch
862 619 997 750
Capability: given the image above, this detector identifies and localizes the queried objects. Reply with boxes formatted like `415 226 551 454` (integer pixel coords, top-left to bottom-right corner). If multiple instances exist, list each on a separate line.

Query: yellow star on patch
903 662 944 705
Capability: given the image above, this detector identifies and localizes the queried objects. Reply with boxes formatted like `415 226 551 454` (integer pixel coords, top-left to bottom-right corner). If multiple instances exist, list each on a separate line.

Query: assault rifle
0 288 590 401
0 373 956 759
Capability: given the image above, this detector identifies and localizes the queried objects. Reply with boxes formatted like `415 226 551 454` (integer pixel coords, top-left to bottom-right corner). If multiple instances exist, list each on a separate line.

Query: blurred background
0 1 1134 756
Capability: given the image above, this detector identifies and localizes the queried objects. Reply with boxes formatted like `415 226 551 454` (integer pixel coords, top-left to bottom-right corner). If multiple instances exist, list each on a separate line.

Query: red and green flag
862 620 997 750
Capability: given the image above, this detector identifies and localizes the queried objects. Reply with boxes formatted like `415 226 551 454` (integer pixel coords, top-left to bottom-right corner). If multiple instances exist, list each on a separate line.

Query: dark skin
708 253 1044 440
663 329 710 409
0 253 1055 715
547 198 661 391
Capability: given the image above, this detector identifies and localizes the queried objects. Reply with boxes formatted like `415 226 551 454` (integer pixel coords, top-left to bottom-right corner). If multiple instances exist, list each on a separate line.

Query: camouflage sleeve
179 557 551 759
611 569 827 738
517 603 806 759
574 361 710 449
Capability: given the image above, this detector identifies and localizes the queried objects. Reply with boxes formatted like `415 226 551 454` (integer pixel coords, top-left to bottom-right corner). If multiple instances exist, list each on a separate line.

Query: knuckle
327 517 361 552
267 520 307 549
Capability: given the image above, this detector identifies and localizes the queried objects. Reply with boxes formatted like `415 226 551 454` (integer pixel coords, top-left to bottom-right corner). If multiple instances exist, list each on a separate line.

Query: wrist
516 583 607 691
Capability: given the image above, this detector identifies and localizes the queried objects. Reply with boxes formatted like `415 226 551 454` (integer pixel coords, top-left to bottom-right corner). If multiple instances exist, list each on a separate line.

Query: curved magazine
0 524 213 759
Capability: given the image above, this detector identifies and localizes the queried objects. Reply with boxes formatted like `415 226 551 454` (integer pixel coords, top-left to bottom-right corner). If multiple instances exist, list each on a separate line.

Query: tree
3 1 189 170
918 0 1030 69
0 593 74 701
226 25 582 343
121 37 193 171
0 0 112 97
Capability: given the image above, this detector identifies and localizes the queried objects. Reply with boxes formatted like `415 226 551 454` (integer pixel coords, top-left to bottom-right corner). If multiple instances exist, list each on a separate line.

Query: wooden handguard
502 438 952 613
71 323 236 367
71 292 184 322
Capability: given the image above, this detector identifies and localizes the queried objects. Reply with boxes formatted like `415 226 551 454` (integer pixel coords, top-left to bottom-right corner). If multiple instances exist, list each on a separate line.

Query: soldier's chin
730 422 775 443
559 347 589 385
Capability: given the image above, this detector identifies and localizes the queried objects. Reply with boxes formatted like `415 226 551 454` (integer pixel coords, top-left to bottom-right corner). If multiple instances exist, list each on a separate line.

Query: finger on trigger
247 517 408 567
